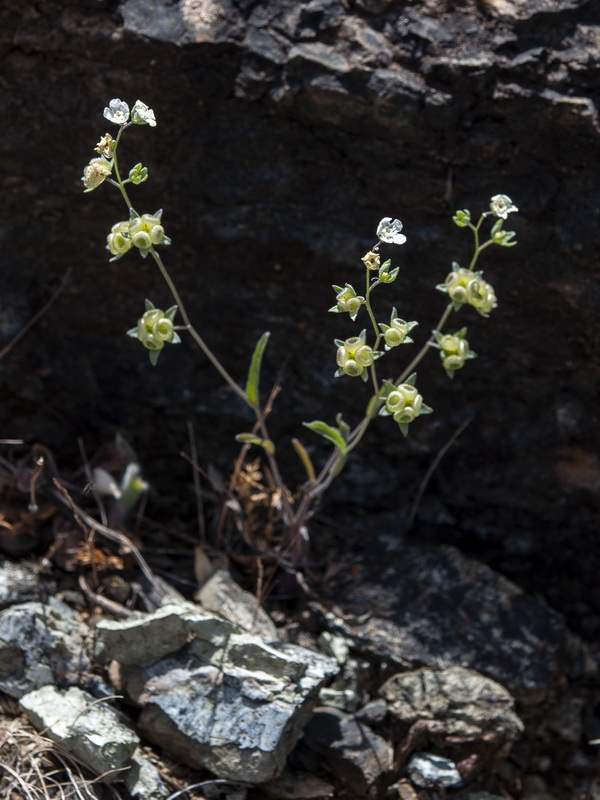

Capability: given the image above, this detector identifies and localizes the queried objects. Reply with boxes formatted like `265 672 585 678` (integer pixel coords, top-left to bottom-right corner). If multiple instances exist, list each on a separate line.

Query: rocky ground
0 447 598 800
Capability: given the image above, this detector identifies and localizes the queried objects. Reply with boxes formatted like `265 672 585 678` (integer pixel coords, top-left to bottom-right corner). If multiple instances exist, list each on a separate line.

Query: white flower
103 99 130 125
490 194 518 219
376 218 407 245
131 100 157 127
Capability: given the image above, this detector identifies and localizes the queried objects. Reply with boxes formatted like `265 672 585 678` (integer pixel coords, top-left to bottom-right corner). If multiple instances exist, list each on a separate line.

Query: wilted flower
103 99 130 125
490 194 518 219
376 218 407 245
94 133 114 158
131 100 157 127
82 157 112 191
361 251 380 271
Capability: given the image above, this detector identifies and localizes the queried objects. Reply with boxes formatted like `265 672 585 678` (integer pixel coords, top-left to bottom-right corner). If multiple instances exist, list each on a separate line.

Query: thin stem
396 302 454 385
111 125 135 210
150 249 250 406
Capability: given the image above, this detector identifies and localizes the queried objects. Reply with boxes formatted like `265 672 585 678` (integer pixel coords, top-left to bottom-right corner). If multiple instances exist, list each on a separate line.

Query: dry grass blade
0 716 127 800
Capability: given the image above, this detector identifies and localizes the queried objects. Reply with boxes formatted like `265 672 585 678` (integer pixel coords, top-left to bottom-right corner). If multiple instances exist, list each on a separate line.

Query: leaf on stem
303 421 348 456
235 433 276 455
245 332 270 408
291 438 316 484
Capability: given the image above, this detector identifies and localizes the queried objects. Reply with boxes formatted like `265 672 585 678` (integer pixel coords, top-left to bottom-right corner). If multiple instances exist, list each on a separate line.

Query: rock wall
1 0 599 625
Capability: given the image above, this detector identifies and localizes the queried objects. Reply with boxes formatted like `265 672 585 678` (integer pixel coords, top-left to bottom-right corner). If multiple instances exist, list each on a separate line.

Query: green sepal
404 372 417 387
380 266 399 284
360 370 369 382
398 422 410 437
129 208 140 221
420 403 434 415
145 299 155 311
329 305 342 313
154 209 163 221
235 433 276 455
452 209 471 227
332 285 344 293
303 420 348 456
490 218 504 236
334 339 345 348
165 305 178 322
148 349 161 366
335 413 351 440
126 327 138 338
170 331 182 344
245 331 270 408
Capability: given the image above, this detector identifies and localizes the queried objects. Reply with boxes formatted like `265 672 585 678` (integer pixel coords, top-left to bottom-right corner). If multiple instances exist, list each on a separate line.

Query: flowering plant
82 99 519 573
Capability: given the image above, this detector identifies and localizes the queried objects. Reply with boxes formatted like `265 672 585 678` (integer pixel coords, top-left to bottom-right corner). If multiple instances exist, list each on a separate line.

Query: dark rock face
1 1 599 626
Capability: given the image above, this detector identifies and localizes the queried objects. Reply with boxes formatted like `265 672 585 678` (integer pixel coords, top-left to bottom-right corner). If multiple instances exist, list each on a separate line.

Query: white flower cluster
103 99 157 127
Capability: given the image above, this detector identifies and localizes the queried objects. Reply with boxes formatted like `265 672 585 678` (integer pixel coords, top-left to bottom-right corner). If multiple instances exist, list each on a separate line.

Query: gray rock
380 666 524 748
0 599 91 698
302 708 393 794
262 769 335 799
407 752 461 788
325 544 597 704
0 560 53 608
19 685 139 778
101 604 338 783
123 746 170 800
195 568 280 641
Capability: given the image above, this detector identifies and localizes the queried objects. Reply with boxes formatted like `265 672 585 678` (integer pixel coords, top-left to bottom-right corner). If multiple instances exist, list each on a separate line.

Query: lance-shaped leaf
303 420 348 456
291 438 316 484
245 331 270 408
235 433 276 455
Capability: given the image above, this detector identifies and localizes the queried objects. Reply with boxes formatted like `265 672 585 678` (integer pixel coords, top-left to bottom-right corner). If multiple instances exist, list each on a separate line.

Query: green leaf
291 438 316 483
303 421 348 456
245 332 270 408
235 433 276 455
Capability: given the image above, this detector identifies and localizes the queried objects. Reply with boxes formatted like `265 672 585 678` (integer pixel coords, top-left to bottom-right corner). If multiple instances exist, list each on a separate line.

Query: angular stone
100 603 338 783
302 708 392 794
407 753 461 789
380 666 524 748
325 544 596 704
195 568 280 641
19 685 139 778
0 599 90 698
0 560 54 608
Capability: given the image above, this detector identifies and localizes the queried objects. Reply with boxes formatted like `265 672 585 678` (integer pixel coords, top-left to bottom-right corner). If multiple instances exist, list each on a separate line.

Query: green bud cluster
127 300 181 365
335 331 380 381
435 328 476 378
330 284 365 321
378 375 433 436
439 264 496 316
107 210 171 261
378 308 418 350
